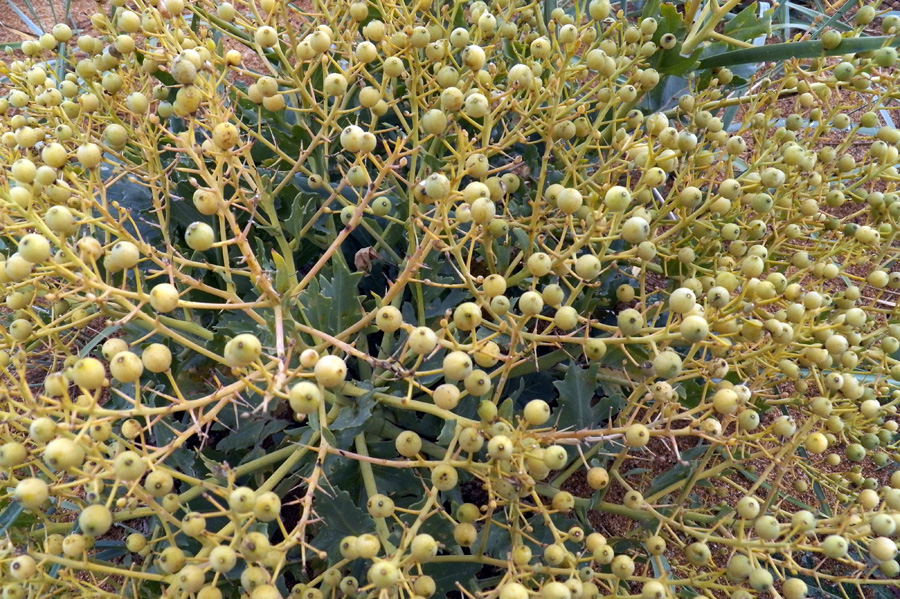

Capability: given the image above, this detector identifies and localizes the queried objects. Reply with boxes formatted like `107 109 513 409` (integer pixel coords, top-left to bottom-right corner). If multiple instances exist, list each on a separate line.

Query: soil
0 0 95 43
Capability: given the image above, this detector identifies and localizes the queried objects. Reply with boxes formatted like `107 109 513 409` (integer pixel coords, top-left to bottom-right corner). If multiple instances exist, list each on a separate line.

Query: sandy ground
0 0 95 43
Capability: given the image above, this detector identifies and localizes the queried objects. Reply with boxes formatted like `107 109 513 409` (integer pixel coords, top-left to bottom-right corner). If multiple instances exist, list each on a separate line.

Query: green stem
355 433 398 553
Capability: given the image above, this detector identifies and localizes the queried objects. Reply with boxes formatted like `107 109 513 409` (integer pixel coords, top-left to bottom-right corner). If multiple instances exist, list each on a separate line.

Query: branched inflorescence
1 1 900 599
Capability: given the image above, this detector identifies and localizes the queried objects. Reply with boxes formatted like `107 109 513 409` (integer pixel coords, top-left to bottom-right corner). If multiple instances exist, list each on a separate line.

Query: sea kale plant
1 0 900 598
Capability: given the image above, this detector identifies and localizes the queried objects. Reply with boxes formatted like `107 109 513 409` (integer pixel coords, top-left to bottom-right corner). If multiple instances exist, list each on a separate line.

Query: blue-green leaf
553 364 600 429
724 2 772 43
0 501 24 535
700 35 899 69
330 390 376 435
297 255 364 335
310 489 370 563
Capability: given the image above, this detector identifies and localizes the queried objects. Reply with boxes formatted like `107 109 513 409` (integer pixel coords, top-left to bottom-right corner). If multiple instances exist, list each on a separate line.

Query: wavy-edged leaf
724 2 772 43
297 254 364 335
594 379 626 422
218 418 288 453
284 192 321 238
553 363 600 430
310 489 370 564
330 389 376 435
651 4 704 76
676 377 706 409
